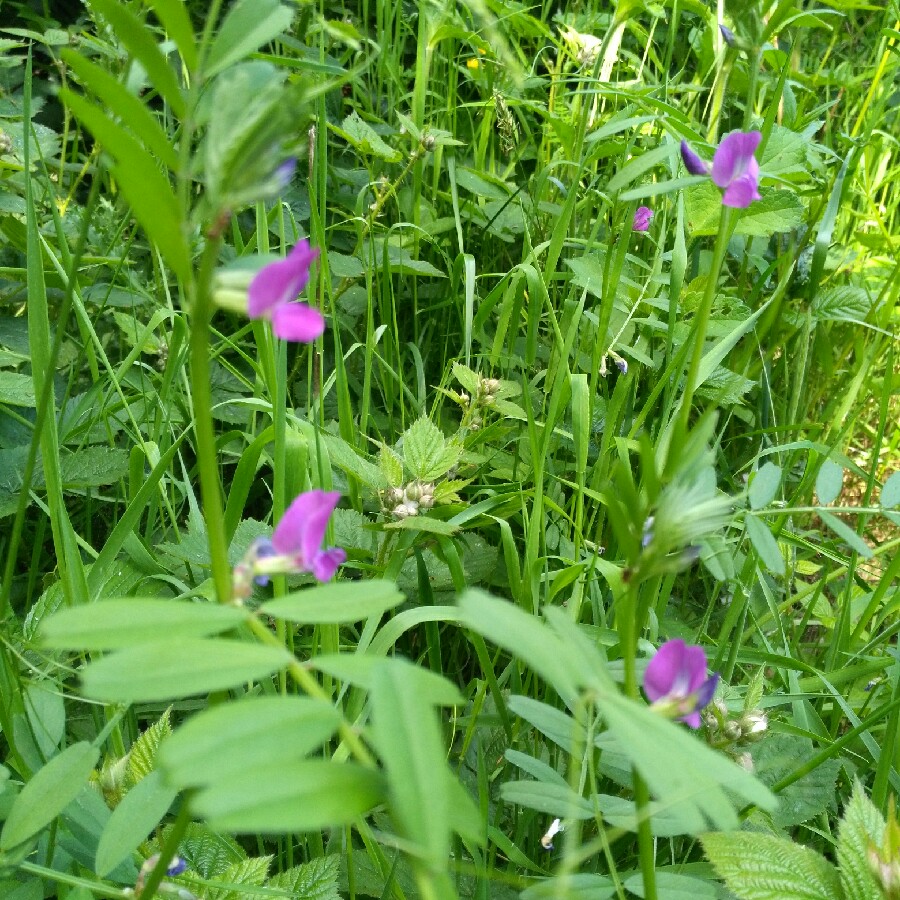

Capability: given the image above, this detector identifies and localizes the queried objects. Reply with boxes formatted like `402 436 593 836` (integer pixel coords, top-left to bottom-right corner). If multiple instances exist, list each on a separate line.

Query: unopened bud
740 709 768 741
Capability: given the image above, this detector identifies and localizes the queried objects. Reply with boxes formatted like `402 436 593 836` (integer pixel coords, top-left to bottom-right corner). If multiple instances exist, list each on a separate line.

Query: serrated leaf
687 184 805 236
702 831 841 900
165 822 246 878
0 742 100 850
749 462 782 509
745 515 785 574
206 855 272 900
268 855 340 900
384 516 459 535
881 471 900 509
751 734 840 827
812 286 872 323
59 447 130 489
339 111 402 161
80 639 291 702
378 444 404 486
816 460 843 505
0 372 35 406
837 782 885 900
452 362 482 394
126 709 172 787
401 418 460 481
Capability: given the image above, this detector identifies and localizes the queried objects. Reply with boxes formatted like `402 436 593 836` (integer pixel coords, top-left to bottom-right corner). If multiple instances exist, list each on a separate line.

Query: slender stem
138 801 192 900
189 233 232 603
245 616 376 767
674 207 733 442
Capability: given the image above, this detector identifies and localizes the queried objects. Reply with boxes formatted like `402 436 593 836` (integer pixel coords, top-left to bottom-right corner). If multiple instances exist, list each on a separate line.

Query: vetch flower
233 490 346 598
719 24 737 48
248 239 325 342
643 638 719 728
680 131 762 208
632 206 654 232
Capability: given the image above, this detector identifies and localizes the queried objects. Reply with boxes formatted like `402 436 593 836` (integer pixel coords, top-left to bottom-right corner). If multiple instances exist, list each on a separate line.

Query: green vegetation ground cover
0 0 899 898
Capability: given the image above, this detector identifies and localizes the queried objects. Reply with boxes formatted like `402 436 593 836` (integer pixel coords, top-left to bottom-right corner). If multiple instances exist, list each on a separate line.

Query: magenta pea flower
632 206 654 232
643 638 719 728
680 131 762 208
232 490 346 598
248 239 325 342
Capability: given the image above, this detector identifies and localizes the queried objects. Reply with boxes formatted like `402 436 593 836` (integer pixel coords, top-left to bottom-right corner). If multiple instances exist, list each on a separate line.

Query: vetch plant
247 239 324 341
643 638 719 728
680 131 762 208
234 489 346 598
632 205 654 231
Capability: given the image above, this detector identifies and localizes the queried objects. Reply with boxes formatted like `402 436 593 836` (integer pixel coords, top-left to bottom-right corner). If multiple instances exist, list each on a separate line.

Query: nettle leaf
164 822 245 878
452 362 482 395
702 831 841 900
339 111 402 162
812 285 872 323
268 855 340 900
205 855 272 900
0 372 35 406
400 417 461 481
837 782 884 900
379 443 404 486
686 182 804 237
751 733 840 827
760 125 811 177
126 708 172 787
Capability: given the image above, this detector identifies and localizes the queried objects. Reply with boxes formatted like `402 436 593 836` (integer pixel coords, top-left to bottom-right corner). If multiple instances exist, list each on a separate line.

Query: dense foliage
0 0 898 898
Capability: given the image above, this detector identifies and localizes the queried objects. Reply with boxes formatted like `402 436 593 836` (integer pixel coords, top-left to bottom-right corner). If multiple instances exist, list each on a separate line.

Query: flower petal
310 546 347 582
632 206 654 232
644 638 688 702
695 672 720 710
682 643 710 693
721 171 762 208
248 239 320 318
711 131 761 189
272 490 342 560
680 140 709 176
271 302 326 342
681 710 703 729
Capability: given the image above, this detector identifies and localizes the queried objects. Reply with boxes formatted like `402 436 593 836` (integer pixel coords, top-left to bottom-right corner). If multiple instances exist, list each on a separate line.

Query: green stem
245 616 376 767
138 801 192 900
674 207 733 442
189 233 232 603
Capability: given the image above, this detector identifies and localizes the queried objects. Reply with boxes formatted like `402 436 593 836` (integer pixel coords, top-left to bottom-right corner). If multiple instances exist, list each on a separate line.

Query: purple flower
632 206 654 232
167 857 188 877
719 24 737 47
271 489 346 582
248 239 325 342
680 131 762 209
643 638 719 728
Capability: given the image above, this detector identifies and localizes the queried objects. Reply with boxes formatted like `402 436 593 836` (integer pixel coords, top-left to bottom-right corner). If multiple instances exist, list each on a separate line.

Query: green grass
0 0 898 899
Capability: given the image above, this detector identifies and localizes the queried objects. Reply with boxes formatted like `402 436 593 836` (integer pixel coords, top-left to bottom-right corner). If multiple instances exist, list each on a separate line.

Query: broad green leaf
751 734 840 827
40 599 249 650
147 0 198 69
268 855 340 900
23 684 65 758
687 182 804 236
501 781 593 819
383 516 459 535
87 0 186 116
80 639 291 702
749 462 782 510
702 831 841 900
205 0 294 77
371 660 450 868
816 460 843 505
61 50 179 170
818 510 873 558
59 447 129 489
338 111 402 162
745 515 785 574
0 742 99 850
812 285 871 323
310 655 464 706
259 580 403 624
60 92 190 281
607 144 675 194
452 362 482 395
507 695 579 754
158 697 341 788
401 417 461 481
192 761 384 833
206 855 271 900
521 875 615 899
95 770 177 876
837 782 884 900
0 880 42 900
0 372 34 406
881 471 900 509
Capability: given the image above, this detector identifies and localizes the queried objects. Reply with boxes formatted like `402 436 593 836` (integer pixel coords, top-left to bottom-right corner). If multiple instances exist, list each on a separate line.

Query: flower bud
723 720 742 741
740 709 768 741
